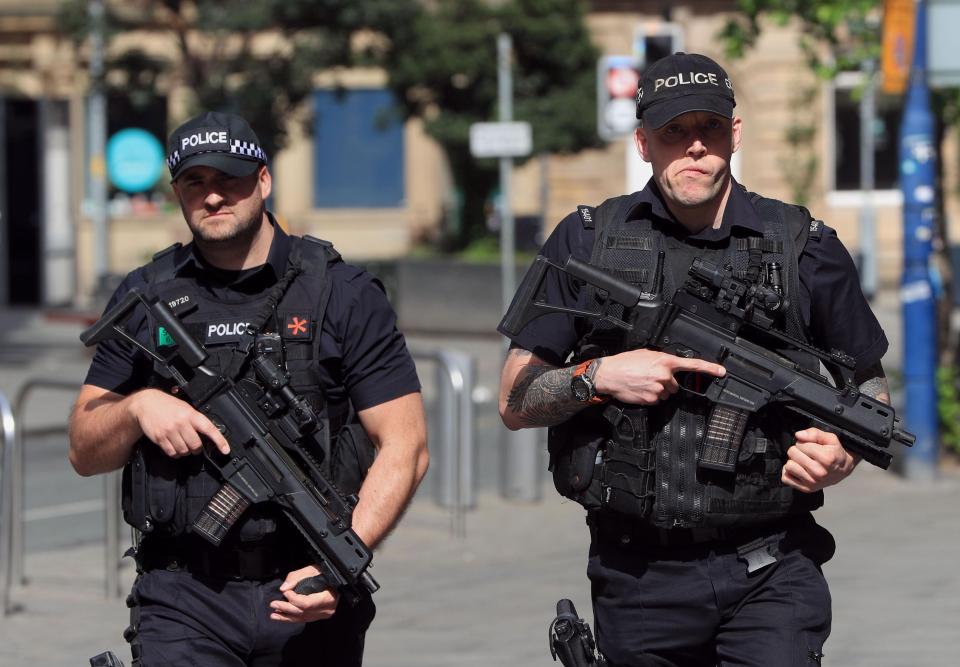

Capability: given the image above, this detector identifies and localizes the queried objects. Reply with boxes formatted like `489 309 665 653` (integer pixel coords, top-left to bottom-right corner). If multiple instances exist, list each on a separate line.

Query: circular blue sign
106 128 165 193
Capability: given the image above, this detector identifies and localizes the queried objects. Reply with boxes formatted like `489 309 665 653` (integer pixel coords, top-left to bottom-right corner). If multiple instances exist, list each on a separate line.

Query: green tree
385 0 601 249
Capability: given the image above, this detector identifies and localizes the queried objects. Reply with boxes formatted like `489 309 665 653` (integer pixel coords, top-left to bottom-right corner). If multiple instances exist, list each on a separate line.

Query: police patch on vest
204 318 252 345
281 312 312 340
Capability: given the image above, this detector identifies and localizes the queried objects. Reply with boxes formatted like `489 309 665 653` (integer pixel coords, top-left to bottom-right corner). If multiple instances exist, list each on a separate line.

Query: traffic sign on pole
597 55 641 141
469 121 532 159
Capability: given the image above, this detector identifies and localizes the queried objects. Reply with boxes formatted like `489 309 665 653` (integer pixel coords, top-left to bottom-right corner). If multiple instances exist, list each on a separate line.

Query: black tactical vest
121 235 376 542
549 189 827 529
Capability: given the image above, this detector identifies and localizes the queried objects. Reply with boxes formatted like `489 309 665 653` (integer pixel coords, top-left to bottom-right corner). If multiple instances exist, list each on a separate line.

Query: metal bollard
411 348 476 538
500 426 543 502
1 391 17 615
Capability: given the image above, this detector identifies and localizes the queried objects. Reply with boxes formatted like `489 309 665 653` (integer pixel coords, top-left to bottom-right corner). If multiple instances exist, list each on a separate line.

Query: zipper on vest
677 411 688 526
692 411 705 524
655 418 673 525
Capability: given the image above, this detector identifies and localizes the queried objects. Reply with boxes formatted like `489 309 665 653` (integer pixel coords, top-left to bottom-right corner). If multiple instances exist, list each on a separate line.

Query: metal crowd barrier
1 380 125 617
410 348 476 539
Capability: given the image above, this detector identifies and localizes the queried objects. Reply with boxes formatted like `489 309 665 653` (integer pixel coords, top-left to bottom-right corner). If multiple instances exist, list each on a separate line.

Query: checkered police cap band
166 136 268 173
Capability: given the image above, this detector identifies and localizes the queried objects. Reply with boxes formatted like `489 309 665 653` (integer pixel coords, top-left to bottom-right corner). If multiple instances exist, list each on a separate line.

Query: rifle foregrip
841 439 893 470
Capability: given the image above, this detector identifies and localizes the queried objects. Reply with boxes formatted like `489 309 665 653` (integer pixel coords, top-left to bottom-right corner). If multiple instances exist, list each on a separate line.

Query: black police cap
166 111 268 180
635 52 736 128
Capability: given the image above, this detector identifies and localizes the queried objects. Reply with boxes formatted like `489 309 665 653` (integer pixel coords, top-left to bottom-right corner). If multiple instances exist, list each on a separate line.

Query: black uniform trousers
127 564 375 666
587 513 835 667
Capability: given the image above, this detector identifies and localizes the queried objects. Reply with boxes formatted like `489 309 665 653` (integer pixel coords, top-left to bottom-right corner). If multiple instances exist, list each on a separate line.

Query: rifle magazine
698 406 750 473
192 483 251 545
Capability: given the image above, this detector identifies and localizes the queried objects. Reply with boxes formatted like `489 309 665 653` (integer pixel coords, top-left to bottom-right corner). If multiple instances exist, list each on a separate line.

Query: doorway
2 99 42 305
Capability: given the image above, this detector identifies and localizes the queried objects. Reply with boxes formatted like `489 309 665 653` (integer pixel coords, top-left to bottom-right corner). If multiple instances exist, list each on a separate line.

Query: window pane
313 89 405 208
833 86 902 191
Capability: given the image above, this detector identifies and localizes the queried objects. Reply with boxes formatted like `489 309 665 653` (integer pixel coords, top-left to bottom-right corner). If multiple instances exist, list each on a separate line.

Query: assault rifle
501 254 915 469
81 288 378 600
549 599 608 667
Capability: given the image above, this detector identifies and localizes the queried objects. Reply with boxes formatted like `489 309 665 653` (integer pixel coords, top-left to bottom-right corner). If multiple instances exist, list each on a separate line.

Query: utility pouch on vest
598 405 656 519
330 422 377 497
547 408 606 509
122 442 183 534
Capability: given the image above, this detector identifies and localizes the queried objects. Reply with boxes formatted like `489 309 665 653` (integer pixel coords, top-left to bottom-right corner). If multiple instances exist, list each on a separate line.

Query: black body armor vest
121 236 376 542
549 190 827 529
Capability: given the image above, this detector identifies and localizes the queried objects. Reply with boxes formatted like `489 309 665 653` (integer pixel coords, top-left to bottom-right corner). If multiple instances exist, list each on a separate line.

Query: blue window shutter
313 89 405 208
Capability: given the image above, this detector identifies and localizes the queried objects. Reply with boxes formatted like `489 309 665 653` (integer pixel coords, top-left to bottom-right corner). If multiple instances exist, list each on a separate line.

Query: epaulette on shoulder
300 234 342 264
577 205 597 230
807 218 824 242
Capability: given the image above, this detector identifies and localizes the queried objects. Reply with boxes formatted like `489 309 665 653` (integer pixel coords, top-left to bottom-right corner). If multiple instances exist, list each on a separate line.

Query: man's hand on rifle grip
128 388 231 457
273 564 340 623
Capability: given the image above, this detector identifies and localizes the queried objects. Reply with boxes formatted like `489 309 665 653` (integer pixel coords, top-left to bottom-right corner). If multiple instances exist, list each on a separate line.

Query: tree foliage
719 0 881 77
385 0 601 248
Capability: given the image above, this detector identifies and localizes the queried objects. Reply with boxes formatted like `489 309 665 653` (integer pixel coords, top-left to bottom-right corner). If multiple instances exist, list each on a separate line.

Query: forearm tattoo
855 362 890 404
506 351 588 427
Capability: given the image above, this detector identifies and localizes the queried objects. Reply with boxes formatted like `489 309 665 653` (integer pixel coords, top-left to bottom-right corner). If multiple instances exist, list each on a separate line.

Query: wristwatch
570 359 607 404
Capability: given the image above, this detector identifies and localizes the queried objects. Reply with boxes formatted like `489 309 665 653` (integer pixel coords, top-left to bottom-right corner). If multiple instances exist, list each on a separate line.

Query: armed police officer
69 111 428 666
499 53 891 666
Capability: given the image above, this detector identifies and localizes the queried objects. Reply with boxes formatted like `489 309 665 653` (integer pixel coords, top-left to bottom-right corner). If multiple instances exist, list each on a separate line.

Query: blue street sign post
899 0 939 480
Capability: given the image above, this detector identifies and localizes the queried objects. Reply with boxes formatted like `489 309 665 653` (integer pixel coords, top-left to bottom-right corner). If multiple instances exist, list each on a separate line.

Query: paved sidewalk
1 462 959 666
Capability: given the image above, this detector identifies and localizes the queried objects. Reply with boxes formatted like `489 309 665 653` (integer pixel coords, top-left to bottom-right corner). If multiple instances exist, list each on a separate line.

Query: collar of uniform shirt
622 177 764 242
171 211 291 288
